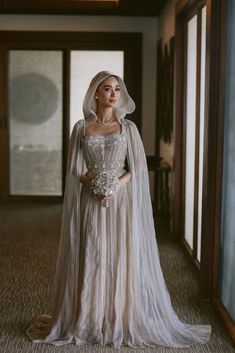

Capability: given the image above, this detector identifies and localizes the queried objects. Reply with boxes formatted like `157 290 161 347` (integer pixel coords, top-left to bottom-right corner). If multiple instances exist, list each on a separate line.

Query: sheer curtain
219 0 235 321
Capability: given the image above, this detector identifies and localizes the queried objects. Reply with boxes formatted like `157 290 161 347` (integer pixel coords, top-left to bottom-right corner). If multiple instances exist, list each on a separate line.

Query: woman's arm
118 171 132 187
80 171 131 188
79 173 92 187
79 173 104 200
103 172 131 201
79 171 131 201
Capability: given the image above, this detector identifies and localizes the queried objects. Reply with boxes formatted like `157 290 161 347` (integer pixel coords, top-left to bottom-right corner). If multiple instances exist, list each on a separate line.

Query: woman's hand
79 173 103 200
79 173 92 188
79 171 131 201
94 180 121 201
101 171 132 201
118 171 132 187
96 194 112 201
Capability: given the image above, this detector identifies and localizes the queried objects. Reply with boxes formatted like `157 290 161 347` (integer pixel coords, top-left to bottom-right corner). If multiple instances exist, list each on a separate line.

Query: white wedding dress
26 117 211 349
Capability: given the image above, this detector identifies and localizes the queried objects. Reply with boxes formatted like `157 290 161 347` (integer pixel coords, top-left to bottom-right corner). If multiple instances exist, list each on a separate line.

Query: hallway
0 203 234 353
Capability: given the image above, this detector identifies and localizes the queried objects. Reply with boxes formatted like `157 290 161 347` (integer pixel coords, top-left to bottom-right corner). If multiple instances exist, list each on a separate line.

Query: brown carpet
0 202 234 353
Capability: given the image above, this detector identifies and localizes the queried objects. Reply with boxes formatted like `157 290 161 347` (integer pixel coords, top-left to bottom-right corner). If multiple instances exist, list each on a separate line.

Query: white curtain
220 0 235 322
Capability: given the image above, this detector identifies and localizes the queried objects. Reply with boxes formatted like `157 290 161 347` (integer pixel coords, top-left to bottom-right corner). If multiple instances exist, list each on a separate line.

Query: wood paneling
199 0 221 298
212 298 235 343
0 47 9 201
0 0 165 16
172 2 184 240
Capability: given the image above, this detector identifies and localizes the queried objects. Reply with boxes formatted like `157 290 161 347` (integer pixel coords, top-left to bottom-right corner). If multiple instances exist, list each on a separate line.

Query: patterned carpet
0 202 234 353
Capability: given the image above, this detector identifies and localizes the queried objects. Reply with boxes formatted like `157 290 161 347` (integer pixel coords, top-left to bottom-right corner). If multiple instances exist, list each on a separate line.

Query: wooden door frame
0 31 142 202
173 0 216 297
180 4 205 270
173 0 205 255
174 0 235 342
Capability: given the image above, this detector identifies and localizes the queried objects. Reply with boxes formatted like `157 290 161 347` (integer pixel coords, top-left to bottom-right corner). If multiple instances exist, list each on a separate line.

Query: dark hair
96 75 119 91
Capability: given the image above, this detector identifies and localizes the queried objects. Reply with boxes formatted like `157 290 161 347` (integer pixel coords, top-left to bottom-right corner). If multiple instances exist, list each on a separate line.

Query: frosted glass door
70 50 124 133
8 50 63 196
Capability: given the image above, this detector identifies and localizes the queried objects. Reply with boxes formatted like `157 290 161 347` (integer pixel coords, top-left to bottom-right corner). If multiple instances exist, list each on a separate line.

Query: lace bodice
80 119 128 179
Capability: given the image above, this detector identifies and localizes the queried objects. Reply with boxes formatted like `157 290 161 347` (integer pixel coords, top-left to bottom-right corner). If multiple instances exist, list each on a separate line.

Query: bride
26 71 211 349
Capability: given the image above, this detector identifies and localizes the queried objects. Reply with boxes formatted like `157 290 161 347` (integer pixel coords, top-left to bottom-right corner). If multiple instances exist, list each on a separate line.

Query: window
183 5 207 263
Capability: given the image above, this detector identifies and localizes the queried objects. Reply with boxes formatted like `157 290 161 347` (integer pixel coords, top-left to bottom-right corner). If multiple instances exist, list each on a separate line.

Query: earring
95 96 98 99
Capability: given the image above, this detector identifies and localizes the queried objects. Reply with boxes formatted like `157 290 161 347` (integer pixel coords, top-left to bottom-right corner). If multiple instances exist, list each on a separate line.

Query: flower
90 171 120 197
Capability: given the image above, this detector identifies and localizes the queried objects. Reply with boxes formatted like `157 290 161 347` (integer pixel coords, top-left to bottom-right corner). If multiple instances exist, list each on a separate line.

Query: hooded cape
26 72 211 348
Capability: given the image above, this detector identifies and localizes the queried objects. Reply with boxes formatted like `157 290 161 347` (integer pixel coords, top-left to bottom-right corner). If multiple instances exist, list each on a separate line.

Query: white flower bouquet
89 171 120 207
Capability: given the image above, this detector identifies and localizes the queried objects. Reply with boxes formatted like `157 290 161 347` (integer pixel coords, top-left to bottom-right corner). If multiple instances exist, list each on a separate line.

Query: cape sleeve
125 118 155 233
26 119 85 344
125 119 211 345
125 118 156 291
125 117 173 319
49 120 85 335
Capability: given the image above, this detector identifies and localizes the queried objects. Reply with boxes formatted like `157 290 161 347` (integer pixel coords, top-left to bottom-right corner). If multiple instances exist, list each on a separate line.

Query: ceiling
112 0 166 16
0 0 167 16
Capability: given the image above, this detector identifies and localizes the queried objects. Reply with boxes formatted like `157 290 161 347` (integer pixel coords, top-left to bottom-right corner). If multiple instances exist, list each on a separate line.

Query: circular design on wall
9 73 59 124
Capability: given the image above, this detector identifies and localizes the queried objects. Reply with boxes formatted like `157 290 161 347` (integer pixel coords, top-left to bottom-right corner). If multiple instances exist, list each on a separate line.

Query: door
174 1 207 267
0 31 142 201
183 5 207 264
8 50 63 196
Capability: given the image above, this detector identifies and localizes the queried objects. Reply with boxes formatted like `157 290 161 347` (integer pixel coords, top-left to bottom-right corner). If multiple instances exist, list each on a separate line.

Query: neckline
83 119 124 139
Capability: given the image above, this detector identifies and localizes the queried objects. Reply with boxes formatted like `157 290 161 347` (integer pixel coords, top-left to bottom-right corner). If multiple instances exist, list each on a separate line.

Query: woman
27 71 211 349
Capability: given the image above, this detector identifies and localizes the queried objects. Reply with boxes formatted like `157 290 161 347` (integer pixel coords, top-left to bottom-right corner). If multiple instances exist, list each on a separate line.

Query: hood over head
82 71 135 126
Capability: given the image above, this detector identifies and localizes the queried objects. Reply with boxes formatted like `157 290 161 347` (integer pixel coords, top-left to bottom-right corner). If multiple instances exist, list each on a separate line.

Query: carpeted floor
0 202 234 353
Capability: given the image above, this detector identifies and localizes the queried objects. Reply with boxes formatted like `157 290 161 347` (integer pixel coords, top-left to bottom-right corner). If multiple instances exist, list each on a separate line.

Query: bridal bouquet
89 171 120 207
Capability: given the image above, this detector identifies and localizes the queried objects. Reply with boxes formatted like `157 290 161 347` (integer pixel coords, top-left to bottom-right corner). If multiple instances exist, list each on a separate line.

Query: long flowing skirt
26 182 211 348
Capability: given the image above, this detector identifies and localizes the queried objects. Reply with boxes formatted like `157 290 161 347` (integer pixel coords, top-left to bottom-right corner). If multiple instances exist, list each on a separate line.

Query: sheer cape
26 71 211 348
26 118 211 348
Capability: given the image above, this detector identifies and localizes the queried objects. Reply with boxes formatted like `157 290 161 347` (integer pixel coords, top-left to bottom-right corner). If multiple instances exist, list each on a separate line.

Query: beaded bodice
80 119 128 179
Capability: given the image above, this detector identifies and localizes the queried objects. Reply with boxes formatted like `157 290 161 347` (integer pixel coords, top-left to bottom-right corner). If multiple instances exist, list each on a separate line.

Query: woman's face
96 76 121 108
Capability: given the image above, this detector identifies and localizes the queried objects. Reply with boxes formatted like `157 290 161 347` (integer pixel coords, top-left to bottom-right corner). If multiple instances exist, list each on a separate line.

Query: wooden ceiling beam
0 0 165 16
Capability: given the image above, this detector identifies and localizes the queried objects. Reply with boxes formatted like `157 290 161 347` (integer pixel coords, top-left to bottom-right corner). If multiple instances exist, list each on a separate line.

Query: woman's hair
96 75 119 91
82 71 135 126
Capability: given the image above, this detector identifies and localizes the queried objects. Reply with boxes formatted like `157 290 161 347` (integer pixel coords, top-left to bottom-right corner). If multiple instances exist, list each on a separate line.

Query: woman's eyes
104 88 120 92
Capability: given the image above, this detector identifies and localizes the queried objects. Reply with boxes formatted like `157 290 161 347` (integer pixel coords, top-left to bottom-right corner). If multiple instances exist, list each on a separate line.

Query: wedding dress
26 71 211 349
